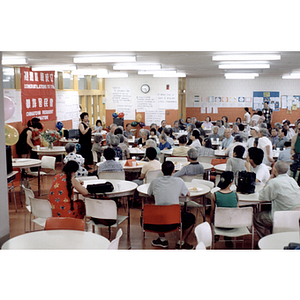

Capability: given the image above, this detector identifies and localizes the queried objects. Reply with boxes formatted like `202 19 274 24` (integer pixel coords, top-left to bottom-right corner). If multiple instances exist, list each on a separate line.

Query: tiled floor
6 164 260 250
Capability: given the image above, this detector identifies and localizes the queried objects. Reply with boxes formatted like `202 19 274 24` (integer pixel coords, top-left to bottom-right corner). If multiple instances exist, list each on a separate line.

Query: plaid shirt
262 107 272 123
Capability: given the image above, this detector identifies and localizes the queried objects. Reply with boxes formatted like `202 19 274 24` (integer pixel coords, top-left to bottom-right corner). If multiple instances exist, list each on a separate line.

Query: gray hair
110 134 120 147
116 134 124 143
146 139 157 148
259 128 269 137
140 129 150 138
150 123 157 128
110 123 117 130
212 126 219 132
117 125 124 132
187 148 198 160
93 133 103 144
274 160 289 175
260 123 267 129
160 133 167 141
65 142 76 153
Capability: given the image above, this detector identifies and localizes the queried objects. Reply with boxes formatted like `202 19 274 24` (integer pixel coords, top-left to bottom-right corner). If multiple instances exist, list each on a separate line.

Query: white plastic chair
84 198 128 240
212 207 254 249
273 211 300 233
293 206 300 211
28 156 56 177
166 157 188 163
28 196 53 231
21 185 34 232
194 222 212 249
195 241 206 250
108 228 123 250
145 170 163 183
98 171 125 180
181 174 204 182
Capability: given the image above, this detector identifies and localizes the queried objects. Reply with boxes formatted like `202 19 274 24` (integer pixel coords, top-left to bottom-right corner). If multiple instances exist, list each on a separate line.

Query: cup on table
129 145 132 148
219 146 222 150
132 161 137 166
115 157 119 162
36 145 40 150
138 144 142 149
216 138 219 142
276 148 280 152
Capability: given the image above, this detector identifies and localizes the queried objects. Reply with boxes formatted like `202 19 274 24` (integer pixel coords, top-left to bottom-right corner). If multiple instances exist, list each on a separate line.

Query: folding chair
194 222 212 249
273 211 300 233
45 217 85 231
108 228 123 250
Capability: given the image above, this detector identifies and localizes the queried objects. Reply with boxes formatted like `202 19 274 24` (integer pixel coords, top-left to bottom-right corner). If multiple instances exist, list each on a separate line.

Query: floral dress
49 173 85 219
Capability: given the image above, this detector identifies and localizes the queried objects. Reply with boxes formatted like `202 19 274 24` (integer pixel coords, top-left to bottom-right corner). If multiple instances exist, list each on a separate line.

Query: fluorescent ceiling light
213 54 281 61
153 72 186 78
282 73 300 79
31 65 77 71
100 72 128 78
2 58 28 65
113 64 161 70
73 56 136 63
224 73 259 79
219 63 270 69
138 70 177 75
72 69 108 76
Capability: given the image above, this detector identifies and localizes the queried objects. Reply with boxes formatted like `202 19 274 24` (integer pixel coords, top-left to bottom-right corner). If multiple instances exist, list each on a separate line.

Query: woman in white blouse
201 116 213 131
189 129 202 151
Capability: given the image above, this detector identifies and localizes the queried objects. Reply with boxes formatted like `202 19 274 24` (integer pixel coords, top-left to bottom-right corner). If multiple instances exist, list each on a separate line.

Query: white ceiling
3 51 300 78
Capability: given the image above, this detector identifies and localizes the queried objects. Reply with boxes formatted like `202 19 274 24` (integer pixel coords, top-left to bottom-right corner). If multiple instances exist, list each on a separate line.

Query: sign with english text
20 67 56 125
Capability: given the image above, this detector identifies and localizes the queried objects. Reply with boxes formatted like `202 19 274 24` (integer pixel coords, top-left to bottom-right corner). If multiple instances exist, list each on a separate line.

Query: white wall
186 76 300 107
0 52 10 247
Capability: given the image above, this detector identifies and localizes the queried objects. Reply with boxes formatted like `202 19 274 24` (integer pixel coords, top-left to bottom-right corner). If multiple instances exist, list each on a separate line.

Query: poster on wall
253 91 280 112
111 86 131 104
136 95 157 111
20 67 56 125
145 110 165 126
157 93 177 109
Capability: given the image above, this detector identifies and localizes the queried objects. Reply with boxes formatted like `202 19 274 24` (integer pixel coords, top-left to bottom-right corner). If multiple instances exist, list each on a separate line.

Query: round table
12 158 42 196
96 160 149 172
32 146 66 156
214 150 228 157
129 147 145 156
1 230 110 250
258 231 300 250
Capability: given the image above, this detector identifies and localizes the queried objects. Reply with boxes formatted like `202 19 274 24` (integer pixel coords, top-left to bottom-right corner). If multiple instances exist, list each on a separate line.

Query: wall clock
141 84 150 93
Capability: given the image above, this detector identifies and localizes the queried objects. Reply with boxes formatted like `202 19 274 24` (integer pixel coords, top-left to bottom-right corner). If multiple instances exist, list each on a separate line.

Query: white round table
129 147 145 156
1 230 110 250
214 150 228 157
258 231 300 250
97 160 149 171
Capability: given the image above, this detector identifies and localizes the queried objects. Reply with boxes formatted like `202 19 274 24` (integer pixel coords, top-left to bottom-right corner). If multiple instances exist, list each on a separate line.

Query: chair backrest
77 176 98 181
211 158 227 168
214 207 253 228
29 196 53 219
98 171 125 180
41 156 56 170
293 206 300 211
92 151 98 163
191 179 214 189
273 211 300 233
166 157 188 163
84 198 117 220
44 217 85 231
181 174 204 182
145 170 163 183
194 222 212 248
143 204 181 226
195 241 206 250
21 185 35 207
108 228 123 250
198 156 215 164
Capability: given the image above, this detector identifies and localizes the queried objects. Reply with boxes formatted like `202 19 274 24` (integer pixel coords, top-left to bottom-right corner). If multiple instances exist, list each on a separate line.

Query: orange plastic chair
44 217 85 231
209 158 228 181
142 204 182 245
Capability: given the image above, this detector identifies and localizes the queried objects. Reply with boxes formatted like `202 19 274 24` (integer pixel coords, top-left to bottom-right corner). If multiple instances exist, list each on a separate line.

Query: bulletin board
253 91 280 111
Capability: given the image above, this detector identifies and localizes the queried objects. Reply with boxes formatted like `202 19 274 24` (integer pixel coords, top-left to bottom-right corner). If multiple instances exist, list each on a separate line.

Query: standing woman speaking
79 112 93 169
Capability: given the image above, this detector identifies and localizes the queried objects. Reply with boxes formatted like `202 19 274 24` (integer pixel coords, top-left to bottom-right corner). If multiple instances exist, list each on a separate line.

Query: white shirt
244 112 251 124
252 163 270 185
258 136 273 166
246 137 255 148
224 142 248 158
190 139 202 150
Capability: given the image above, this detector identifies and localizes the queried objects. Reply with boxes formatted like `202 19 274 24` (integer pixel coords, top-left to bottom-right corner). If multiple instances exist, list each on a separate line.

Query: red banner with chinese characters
20 67 56 125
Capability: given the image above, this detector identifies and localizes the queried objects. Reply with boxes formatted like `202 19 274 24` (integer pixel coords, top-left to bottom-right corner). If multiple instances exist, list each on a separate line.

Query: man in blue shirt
158 133 172 150
221 128 234 149
278 141 292 162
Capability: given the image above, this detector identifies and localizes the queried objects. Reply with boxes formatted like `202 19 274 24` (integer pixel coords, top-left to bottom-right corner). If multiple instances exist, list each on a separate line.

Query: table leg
203 195 206 222
38 166 41 196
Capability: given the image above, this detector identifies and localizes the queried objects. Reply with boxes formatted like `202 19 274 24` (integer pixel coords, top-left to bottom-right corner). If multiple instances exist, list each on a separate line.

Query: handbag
86 181 114 194
236 171 256 194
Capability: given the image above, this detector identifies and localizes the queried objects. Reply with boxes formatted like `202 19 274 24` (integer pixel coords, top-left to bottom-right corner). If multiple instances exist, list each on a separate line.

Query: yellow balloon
136 113 142 123
5 124 19 146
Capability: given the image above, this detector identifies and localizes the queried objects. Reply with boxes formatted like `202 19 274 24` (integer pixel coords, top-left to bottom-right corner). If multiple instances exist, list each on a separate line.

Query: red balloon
118 112 124 118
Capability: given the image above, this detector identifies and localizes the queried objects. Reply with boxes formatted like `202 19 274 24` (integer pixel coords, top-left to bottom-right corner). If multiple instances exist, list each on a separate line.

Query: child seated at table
210 171 239 248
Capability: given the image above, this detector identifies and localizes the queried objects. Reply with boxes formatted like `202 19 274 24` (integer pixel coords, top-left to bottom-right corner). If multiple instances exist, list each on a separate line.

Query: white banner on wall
157 93 177 109
145 110 165 126
136 95 157 111
112 86 131 104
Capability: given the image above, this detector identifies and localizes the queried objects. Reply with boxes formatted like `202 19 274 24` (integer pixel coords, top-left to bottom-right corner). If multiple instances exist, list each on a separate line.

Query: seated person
254 161 300 239
124 123 133 139
172 120 181 133
225 145 247 175
210 171 239 248
221 128 234 150
163 127 175 147
137 129 150 147
158 133 172 150
157 120 167 134
231 125 239 137
133 147 161 185
199 137 215 157
105 123 117 146
91 133 104 162
216 120 225 138
237 124 249 142
142 138 161 160
275 128 289 150
208 126 220 141
117 134 130 160
270 128 279 148
97 148 124 175
173 148 204 178
63 142 88 177
172 135 189 157
245 147 270 185
246 126 259 148
195 121 206 137
201 116 213 131
93 119 102 133
178 118 186 130
150 128 158 140
49 160 89 219
150 123 160 137
189 129 202 151
186 123 196 141
110 134 123 160
224 135 247 158
278 141 293 163
147 161 195 249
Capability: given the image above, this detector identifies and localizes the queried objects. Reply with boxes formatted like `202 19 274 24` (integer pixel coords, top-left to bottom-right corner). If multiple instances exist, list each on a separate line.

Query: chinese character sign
20 67 56 125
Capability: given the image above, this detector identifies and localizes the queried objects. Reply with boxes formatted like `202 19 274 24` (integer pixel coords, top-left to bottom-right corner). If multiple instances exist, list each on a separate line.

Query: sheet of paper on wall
116 104 135 120
194 95 200 107
294 95 300 108
253 97 263 110
145 110 165 126
4 89 22 123
213 105 218 114
201 106 206 114
281 95 287 109
207 105 212 114
157 93 177 109
136 95 157 112
112 87 131 104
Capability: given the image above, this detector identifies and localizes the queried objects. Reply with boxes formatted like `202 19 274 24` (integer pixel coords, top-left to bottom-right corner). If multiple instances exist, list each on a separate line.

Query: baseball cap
250 126 259 132
217 171 234 189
